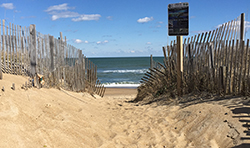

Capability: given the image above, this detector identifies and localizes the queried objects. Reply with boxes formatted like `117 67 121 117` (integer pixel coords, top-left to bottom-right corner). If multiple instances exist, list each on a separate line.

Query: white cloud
106 16 113 20
75 40 91 44
1 3 14 10
45 3 73 12
72 14 101 21
74 39 83 44
245 21 250 30
146 42 151 45
51 11 79 21
137 16 154 23
96 40 108 45
191 30 209 34
158 21 164 24
45 3 101 22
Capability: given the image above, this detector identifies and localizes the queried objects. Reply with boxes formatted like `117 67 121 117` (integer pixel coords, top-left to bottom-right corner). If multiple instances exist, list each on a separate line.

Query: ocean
89 57 164 88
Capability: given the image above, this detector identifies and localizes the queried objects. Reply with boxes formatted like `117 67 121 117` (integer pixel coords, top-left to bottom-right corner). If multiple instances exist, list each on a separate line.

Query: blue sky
0 0 250 57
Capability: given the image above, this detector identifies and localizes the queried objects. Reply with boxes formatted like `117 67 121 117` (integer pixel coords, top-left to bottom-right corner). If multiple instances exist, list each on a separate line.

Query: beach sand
0 73 249 147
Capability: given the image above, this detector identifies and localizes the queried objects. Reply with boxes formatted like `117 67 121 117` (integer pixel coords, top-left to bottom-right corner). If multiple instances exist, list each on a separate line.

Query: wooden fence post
49 35 55 87
21 36 24 75
83 56 86 91
238 40 245 93
29 24 38 87
60 32 63 86
78 50 83 91
162 46 168 68
150 54 153 69
10 23 13 74
6 23 9 73
240 13 245 41
2 19 6 74
219 66 227 94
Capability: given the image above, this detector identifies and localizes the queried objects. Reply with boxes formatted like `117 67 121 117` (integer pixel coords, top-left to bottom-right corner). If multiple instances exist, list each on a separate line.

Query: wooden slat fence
0 20 105 97
136 14 248 101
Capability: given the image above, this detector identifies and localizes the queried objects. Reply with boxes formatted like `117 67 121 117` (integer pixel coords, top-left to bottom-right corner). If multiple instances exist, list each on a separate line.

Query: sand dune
0 73 249 147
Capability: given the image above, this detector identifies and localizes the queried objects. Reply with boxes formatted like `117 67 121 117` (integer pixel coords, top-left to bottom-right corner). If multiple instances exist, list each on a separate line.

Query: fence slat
0 20 2 78
238 40 245 93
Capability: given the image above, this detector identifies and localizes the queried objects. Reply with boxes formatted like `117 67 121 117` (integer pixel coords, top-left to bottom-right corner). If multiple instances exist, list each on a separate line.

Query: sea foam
102 69 148 74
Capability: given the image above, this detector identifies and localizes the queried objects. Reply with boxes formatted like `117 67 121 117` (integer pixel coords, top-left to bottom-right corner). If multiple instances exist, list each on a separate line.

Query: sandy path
0 74 248 147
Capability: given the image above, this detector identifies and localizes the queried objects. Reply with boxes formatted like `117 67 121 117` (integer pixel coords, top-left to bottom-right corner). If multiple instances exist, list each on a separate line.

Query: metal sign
168 2 189 36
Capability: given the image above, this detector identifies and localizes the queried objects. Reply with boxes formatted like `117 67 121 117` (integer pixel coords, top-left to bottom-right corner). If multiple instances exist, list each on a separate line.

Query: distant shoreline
88 56 164 59
104 84 139 89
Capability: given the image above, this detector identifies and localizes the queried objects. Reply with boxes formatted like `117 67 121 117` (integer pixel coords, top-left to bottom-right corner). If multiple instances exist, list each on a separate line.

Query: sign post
177 36 183 96
168 2 189 96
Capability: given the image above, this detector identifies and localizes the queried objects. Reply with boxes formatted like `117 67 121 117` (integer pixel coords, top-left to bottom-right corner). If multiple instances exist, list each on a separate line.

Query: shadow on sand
135 92 250 147
177 93 250 148
231 107 250 148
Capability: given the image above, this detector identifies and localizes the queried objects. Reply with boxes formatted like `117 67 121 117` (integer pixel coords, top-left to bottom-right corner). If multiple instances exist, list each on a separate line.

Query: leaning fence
137 14 248 101
0 20 105 97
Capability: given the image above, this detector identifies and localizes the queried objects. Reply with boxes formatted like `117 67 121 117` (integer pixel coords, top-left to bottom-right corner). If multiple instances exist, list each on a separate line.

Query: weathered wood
13 24 16 74
8 23 12 74
150 54 153 69
0 20 2 79
219 66 227 94
82 56 86 90
2 20 6 73
177 36 183 96
238 40 245 93
145 73 156 80
49 35 55 87
233 19 238 40
212 28 219 42
224 40 230 93
101 87 106 97
24 27 28 75
21 36 24 75
10 23 13 74
141 77 154 85
188 43 193 75
226 20 233 41
228 40 234 93
221 22 228 41
17 25 20 75
206 31 211 43
6 23 9 73
29 24 37 78
78 50 83 91
244 39 250 93
49 36 54 72
209 30 215 42
232 40 239 94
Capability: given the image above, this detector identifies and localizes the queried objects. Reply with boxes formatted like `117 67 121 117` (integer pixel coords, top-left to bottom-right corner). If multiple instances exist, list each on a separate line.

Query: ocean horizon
89 56 164 88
